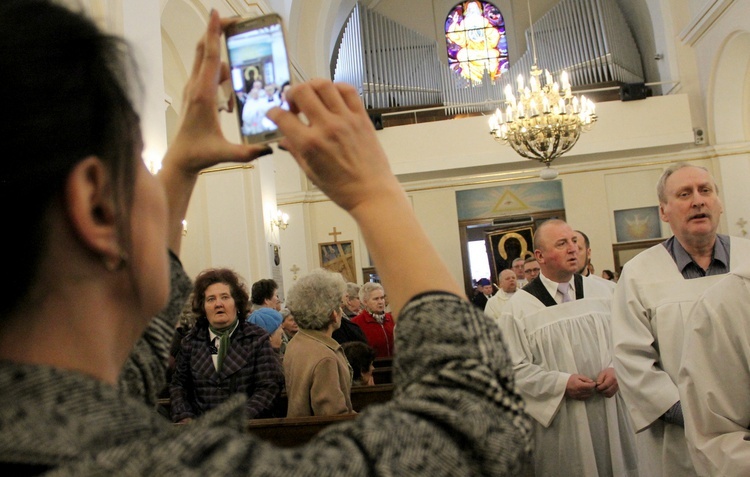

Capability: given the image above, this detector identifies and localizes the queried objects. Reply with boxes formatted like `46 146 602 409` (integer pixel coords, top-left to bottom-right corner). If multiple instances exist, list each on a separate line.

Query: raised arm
120 11 271 402
159 11 272 255
265 79 531 476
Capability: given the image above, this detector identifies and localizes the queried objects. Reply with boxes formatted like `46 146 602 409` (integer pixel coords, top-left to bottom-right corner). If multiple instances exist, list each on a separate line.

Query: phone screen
226 16 291 143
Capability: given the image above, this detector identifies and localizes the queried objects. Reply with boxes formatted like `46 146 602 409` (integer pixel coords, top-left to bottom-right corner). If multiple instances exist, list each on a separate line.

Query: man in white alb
484 268 517 321
500 219 638 477
612 162 750 477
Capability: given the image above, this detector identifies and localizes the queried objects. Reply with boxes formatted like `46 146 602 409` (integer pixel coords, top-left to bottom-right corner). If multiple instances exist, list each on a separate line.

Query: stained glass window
445 1 508 83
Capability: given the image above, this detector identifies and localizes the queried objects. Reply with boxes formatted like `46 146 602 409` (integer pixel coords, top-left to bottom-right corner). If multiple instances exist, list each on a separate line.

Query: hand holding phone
224 13 292 144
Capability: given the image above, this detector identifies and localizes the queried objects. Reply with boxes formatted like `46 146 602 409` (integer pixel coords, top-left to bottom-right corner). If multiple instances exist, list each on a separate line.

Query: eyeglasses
524 267 541 274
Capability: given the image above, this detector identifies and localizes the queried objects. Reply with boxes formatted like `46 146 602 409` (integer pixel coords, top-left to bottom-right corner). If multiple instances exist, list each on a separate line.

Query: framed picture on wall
486 225 535 285
614 206 661 243
319 241 356 283
612 238 663 273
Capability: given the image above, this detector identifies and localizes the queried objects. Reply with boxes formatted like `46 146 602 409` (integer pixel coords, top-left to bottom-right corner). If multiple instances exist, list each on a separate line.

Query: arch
709 30 750 145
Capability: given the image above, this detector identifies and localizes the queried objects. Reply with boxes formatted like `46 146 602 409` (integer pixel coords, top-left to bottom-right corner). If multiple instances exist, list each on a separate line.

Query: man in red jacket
352 282 396 358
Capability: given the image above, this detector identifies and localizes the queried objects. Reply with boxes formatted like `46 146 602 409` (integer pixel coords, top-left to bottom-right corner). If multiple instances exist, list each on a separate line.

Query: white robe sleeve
611 247 682 432
678 272 750 477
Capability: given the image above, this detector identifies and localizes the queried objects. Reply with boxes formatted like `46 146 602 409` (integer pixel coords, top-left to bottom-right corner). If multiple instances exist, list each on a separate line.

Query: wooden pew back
247 413 357 447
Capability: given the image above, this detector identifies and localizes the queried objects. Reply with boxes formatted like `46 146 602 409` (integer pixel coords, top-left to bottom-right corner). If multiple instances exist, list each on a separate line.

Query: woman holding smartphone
0 2 531 475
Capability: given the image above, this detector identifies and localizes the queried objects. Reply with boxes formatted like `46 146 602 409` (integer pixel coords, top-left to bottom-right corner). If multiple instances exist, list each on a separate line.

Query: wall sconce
271 209 289 230
182 219 188 236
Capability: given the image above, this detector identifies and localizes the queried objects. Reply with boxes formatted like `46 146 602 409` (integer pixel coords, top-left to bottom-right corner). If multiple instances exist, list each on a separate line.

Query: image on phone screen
226 19 291 142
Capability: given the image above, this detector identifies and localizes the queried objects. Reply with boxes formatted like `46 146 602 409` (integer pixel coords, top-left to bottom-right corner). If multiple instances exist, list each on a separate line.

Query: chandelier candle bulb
530 100 539 117
561 71 570 90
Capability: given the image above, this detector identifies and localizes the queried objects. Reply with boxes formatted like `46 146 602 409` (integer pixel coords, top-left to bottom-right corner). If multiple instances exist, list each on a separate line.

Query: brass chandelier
488 0 597 179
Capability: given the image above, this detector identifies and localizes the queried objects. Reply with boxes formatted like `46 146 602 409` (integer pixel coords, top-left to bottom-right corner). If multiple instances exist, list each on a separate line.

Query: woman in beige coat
283 268 354 417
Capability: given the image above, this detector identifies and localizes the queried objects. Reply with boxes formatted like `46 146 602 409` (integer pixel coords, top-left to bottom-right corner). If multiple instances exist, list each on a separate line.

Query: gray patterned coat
0 254 532 476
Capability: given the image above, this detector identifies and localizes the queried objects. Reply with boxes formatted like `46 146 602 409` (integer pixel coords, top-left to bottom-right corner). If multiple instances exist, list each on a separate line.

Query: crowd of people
1 1 746 475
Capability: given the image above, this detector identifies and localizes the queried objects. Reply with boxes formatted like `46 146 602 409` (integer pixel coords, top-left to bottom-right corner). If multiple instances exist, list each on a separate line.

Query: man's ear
534 249 544 264
659 204 669 222
64 156 121 262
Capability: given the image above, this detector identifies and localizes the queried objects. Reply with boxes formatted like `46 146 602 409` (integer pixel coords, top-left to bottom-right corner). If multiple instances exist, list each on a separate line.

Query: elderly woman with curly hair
170 268 285 422
284 268 354 417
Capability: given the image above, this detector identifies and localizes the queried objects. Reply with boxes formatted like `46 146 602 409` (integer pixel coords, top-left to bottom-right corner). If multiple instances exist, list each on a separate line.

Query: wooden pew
252 385 393 446
373 356 392 368
372 366 392 384
162 384 394 447
351 383 393 412
246 413 356 447
160 383 395 418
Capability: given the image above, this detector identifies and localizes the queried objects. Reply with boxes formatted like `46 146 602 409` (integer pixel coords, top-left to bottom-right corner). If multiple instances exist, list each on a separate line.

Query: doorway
459 210 565 296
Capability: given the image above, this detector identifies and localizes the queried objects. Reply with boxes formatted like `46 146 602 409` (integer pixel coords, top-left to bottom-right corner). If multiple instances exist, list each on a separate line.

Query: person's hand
595 367 618 398
266 79 400 214
159 11 273 253
565 374 596 400
164 10 272 176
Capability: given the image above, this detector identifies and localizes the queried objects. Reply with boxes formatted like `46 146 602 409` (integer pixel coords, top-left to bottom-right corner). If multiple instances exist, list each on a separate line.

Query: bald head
498 268 518 293
533 219 580 282
533 219 566 250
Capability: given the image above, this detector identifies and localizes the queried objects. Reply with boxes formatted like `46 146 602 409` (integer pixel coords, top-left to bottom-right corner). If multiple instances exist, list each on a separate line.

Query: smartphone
225 13 292 144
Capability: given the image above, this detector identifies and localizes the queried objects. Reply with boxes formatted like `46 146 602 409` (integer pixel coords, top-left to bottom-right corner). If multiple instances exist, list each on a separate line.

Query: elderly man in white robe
612 162 750 477
484 268 517 321
500 219 639 477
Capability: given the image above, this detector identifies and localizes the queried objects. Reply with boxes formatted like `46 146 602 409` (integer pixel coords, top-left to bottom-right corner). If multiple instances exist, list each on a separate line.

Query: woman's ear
64 156 122 268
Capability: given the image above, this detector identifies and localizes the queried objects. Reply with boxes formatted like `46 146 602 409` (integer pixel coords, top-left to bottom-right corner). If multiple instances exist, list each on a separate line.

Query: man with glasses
522 257 541 284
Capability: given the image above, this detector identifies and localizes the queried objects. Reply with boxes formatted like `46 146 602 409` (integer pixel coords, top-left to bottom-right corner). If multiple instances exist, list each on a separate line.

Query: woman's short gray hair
359 282 384 302
346 282 360 299
286 268 346 330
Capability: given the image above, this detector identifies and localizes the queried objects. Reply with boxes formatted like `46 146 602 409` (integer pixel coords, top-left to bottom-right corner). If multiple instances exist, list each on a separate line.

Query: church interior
88 0 750 299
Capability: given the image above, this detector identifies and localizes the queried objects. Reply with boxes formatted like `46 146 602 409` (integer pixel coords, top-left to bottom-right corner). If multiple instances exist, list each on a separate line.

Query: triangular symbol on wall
492 190 528 213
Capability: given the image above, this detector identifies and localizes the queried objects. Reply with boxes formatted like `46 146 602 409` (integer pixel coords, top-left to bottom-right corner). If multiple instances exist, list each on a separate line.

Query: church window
445 1 508 83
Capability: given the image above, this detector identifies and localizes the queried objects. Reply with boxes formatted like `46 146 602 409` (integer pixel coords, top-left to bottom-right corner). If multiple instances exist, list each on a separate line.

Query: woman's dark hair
191 269 250 319
251 279 279 306
0 0 142 316
342 341 376 381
